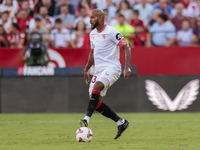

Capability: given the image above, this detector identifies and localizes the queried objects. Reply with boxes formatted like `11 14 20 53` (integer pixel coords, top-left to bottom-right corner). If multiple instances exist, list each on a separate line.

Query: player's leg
94 86 129 139
94 69 129 139
79 81 104 127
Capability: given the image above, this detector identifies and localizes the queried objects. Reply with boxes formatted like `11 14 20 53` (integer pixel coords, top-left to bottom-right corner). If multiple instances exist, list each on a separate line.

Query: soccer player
79 9 131 139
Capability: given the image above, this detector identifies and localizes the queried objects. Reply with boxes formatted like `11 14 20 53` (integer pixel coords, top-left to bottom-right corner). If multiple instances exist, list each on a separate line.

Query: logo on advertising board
145 79 199 111
47 49 66 68
18 66 54 76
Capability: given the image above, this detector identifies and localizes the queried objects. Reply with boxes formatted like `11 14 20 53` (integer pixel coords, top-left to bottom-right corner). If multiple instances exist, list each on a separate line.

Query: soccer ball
75 127 93 142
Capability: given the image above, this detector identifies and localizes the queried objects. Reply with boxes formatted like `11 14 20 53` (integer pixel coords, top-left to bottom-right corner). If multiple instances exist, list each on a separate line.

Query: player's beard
91 20 99 30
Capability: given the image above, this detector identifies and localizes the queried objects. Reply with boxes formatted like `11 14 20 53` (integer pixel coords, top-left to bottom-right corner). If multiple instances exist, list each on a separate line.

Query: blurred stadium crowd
0 0 200 48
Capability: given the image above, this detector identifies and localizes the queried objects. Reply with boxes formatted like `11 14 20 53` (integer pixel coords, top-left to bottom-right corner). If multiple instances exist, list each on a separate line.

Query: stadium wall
0 75 200 113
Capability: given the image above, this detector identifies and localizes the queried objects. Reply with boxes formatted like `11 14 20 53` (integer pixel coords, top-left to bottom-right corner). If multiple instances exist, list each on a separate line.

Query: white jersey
90 25 127 72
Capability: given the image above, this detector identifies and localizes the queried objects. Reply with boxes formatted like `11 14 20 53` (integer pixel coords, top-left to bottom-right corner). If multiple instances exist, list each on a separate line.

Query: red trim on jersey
95 102 102 110
118 38 127 48
92 90 101 95
97 25 107 33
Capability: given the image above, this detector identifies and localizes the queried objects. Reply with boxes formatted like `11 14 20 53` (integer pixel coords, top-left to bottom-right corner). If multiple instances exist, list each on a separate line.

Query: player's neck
96 24 106 32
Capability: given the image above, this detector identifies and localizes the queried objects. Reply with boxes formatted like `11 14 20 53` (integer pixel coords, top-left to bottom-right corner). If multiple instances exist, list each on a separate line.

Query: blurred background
0 0 200 113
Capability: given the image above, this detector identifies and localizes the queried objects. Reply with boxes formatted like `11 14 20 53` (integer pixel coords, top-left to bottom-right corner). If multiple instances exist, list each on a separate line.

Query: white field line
0 120 200 124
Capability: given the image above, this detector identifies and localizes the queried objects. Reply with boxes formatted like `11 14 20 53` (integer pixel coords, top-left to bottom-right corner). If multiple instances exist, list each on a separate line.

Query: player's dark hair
158 14 168 22
55 18 62 24
133 10 139 15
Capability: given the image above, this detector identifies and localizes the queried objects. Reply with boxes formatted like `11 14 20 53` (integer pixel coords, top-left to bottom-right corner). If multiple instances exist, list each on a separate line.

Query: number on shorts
92 76 97 83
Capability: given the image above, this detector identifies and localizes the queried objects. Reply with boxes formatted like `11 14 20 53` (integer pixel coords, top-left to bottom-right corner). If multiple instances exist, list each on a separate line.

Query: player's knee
93 81 104 91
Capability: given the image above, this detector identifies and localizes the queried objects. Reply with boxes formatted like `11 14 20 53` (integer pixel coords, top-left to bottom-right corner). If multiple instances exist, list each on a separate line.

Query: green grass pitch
0 113 200 150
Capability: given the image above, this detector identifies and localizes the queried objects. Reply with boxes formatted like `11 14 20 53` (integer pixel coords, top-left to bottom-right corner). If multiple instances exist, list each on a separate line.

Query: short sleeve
166 25 176 39
50 31 55 40
109 28 127 48
149 23 157 33
64 31 70 41
89 33 95 49
176 31 181 40
71 32 76 40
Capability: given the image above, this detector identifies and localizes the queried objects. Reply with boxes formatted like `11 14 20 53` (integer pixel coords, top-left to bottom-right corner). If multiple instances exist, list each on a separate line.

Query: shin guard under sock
95 102 120 122
86 90 100 117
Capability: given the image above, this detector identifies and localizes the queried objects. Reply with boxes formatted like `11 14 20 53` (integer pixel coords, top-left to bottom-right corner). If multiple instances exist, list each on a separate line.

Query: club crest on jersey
102 34 106 39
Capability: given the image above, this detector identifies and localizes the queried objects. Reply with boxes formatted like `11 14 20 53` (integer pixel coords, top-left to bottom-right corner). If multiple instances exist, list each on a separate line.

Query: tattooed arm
84 49 94 84
122 44 131 79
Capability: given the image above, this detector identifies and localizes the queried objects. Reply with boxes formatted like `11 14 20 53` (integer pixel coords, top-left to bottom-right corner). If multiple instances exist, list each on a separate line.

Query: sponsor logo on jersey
102 34 106 39
145 79 199 111
116 33 122 40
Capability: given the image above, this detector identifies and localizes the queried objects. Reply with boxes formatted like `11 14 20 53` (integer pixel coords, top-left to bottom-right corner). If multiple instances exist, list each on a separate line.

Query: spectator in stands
54 4 75 30
131 24 147 47
38 0 55 17
115 0 135 8
0 11 11 33
133 0 153 26
146 14 176 47
15 9 32 33
103 9 110 25
54 0 74 15
130 10 144 28
75 0 95 17
176 20 193 46
109 9 120 27
7 23 25 48
191 16 200 46
73 7 91 30
153 0 173 18
99 0 117 20
50 18 70 48
29 6 55 31
0 25 8 47
29 18 49 47
119 0 133 21
148 9 161 27
0 0 18 19
114 14 135 44
91 0 107 8
187 0 200 27
70 21 86 48
171 3 191 31
179 0 190 8
171 2 187 18
22 0 35 17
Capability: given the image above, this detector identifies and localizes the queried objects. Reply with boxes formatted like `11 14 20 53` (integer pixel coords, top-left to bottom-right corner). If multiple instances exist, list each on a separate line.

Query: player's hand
123 68 131 79
84 71 90 84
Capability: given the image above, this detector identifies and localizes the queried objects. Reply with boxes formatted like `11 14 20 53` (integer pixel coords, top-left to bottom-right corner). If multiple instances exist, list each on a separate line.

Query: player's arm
84 49 94 84
122 44 131 79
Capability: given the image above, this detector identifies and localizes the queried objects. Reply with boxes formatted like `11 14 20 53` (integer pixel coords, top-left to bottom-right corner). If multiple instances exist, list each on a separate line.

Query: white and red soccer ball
75 127 93 142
